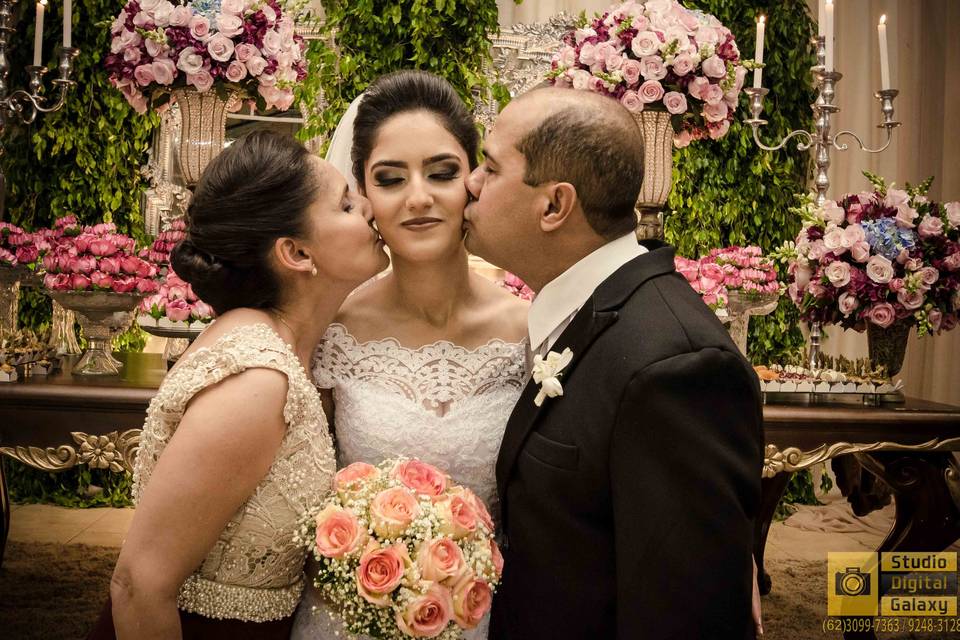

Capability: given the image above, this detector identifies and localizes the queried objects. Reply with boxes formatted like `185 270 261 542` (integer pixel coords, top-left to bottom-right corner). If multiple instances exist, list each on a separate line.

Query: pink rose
700 83 724 106
841 223 866 247
671 53 695 76
188 70 214 93
838 292 860 317
794 263 813 289
895 204 918 229
905 257 922 272
220 0 246 15
638 80 664 104
169 5 191 27
133 64 156 87
451 573 492 630
866 302 897 329
76 256 97 274
823 227 846 254
70 273 91 290
850 241 871 263
825 260 851 287
663 91 687 115
334 461 378 494
701 55 727 78
151 1 174 27
416 537 465 583
639 55 666 81
136 278 158 294
928 309 943 332
702 101 728 122
88 239 117 257
620 59 642 87
700 262 725 283
631 31 661 57
177 47 205 75
673 129 694 148
132 11 153 29
619 90 644 113
918 215 944 239
192 301 216 320
225 61 247 83
216 13 244 37
393 460 448 497
695 25 721 47
889 278 905 293
557 45 576 68
135 260 156 278
90 271 113 290
188 15 211 41
395 583 453 638
206 34 235 62
246 55 267 77
460 488 494 533
885 188 910 208
945 202 960 228
687 76 710 100
165 298 192 321
866 255 894 284
234 43 258 63
314 504 366 559
152 58 176 86
436 494 478 540
918 267 939 286
261 29 283 57
490 540 504 578
123 48 141 65
578 42 597 66
708 120 731 140
357 540 410 607
370 487 420 538
820 201 845 225
897 289 925 310
944 252 960 271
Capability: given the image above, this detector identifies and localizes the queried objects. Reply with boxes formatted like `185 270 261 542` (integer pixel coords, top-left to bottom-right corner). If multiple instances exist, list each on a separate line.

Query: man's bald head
503 87 644 238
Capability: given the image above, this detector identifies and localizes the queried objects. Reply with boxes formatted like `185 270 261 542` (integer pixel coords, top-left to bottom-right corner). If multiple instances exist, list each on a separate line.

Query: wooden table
0 353 166 564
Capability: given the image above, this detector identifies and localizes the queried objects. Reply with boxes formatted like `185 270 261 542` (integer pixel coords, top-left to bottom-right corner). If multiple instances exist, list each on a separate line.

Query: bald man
464 88 763 639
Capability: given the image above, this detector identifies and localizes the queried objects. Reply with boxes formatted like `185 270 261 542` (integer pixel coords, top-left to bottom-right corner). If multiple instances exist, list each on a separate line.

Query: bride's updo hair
170 130 321 315
351 70 479 189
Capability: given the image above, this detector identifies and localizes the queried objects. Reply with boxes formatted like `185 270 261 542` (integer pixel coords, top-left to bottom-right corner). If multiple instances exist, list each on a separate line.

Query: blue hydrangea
189 0 222 22
861 217 918 261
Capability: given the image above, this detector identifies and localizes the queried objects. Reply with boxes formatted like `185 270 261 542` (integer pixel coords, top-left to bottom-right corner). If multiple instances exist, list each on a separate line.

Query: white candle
818 0 826 38
825 0 834 71
878 15 890 89
63 0 72 48
753 15 766 89
33 1 46 67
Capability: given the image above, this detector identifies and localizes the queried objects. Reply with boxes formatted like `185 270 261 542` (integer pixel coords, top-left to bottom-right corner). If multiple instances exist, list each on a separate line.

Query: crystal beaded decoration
172 88 231 187
632 110 673 240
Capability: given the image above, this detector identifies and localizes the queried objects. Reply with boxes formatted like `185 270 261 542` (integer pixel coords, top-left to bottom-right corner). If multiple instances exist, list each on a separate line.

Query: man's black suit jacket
491 242 763 640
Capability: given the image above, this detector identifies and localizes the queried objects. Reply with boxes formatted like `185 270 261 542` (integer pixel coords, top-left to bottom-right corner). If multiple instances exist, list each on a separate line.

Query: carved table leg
841 452 960 640
0 458 9 567
754 471 793 596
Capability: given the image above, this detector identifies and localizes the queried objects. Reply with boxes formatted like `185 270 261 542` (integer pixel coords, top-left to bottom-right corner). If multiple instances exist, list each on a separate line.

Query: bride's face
361 110 471 263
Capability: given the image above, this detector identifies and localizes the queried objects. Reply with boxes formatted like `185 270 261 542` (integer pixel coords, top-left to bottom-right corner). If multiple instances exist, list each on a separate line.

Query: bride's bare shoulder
331 277 396 341
471 274 529 344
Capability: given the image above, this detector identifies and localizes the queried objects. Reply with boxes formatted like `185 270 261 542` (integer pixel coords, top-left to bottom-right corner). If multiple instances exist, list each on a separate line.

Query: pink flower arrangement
41 221 159 295
499 272 534 301
676 245 780 311
0 222 42 271
304 458 501 639
781 174 960 337
550 0 747 146
139 266 216 325
140 218 186 266
104 0 307 114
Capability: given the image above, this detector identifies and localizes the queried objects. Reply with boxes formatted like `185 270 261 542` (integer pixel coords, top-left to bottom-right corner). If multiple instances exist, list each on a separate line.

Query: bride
290 71 529 639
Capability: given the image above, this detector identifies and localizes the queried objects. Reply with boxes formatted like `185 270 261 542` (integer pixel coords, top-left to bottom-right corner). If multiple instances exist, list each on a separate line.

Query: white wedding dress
290 322 528 640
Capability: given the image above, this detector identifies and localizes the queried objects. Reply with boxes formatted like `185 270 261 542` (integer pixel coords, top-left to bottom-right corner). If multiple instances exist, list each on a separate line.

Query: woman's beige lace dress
132 323 336 622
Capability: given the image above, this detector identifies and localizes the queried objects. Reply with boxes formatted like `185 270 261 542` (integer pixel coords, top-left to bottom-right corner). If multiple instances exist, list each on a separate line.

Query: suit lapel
495 299 618 500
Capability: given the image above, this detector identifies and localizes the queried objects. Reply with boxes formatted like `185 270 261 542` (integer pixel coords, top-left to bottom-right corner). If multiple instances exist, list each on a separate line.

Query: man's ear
273 236 315 276
539 182 578 233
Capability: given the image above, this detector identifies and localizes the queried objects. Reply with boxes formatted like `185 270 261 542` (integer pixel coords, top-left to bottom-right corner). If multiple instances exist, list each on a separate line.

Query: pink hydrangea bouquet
104 0 307 113
549 0 747 146
299 459 502 639
139 267 216 326
781 173 960 337
41 222 160 295
675 246 780 311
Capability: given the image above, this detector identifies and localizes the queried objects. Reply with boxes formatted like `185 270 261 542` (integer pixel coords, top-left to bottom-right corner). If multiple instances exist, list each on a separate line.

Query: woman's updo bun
171 130 321 315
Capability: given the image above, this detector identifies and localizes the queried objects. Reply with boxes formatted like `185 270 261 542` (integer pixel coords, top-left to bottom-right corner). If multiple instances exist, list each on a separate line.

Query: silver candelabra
0 0 78 217
742 36 900 369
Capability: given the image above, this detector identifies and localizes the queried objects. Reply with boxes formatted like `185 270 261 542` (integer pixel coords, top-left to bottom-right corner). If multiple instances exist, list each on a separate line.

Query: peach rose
416 537 465 583
396 583 453 638
334 461 379 496
314 504 366 559
436 494 478 540
370 487 420 538
356 540 410 607
490 540 504 578
458 488 493 533
393 460 447 498
451 573 493 630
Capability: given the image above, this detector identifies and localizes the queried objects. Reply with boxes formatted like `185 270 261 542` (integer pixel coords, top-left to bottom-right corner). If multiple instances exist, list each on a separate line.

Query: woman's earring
311 263 318 276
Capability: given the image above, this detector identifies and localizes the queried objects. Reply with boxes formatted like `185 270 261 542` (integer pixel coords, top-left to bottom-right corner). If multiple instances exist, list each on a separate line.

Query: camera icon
835 567 871 597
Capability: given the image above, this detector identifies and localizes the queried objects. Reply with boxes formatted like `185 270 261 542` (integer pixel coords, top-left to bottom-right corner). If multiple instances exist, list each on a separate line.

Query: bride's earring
311 263 318 276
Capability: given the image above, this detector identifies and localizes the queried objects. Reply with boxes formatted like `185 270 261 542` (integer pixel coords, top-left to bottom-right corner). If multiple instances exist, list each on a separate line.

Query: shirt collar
528 232 648 352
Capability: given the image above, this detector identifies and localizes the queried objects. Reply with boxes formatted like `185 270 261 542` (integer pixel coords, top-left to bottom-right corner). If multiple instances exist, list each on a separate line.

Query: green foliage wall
295 0 502 145
666 0 815 365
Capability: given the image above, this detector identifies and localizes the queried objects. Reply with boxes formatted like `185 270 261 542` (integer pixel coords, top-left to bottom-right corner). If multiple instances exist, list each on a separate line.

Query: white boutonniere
531 347 574 407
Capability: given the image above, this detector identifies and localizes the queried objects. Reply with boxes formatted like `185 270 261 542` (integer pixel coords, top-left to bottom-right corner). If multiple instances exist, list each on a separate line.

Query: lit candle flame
880 14 887 26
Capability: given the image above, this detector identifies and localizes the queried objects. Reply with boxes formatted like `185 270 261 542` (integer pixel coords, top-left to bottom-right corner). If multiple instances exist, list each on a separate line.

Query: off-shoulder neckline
323 322 528 355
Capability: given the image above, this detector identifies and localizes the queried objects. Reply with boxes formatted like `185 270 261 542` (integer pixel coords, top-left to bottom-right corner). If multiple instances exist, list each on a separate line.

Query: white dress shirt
528 232 648 356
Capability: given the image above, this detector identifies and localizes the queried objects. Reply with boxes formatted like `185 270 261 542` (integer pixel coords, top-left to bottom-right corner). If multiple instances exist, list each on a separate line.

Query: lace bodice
133 323 336 622
291 323 527 639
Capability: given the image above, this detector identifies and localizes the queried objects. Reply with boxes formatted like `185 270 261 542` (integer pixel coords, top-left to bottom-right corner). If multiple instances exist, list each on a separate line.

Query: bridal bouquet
104 0 308 113
549 0 747 146
780 173 960 337
300 459 502 639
